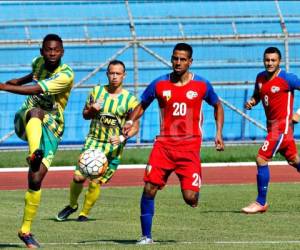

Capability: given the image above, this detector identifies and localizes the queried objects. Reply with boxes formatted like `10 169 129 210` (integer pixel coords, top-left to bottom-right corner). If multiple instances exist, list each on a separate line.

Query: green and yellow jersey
83 85 138 169
21 56 74 139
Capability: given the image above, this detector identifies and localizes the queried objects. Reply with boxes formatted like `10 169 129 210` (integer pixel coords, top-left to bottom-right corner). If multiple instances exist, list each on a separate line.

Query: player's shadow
0 244 22 248
45 218 97 222
199 210 241 213
78 239 176 245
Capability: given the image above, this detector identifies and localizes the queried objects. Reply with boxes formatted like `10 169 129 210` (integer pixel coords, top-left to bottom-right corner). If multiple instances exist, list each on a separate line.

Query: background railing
1 0 300 147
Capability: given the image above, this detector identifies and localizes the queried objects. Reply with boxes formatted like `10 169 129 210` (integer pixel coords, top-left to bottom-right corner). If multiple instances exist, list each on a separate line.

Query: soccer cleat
27 149 44 172
77 215 88 222
136 236 154 245
56 205 78 221
18 231 40 248
241 201 269 214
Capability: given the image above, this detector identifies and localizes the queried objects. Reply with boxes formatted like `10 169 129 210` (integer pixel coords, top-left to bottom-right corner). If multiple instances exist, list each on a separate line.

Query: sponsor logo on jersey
186 90 198 100
163 90 171 101
97 113 119 128
271 86 280 93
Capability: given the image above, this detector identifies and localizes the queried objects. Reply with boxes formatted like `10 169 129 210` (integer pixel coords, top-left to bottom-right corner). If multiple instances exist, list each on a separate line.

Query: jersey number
264 95 269 106
192 173 201 187
261 140 269 151
173 102 187 116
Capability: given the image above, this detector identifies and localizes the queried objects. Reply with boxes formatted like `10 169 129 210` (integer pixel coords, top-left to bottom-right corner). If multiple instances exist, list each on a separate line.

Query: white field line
2 240 300 247
0 161 289 173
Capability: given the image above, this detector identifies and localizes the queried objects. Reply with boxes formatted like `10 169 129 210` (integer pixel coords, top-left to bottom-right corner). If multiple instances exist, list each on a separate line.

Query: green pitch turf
0 144 289 168
1 183 300 249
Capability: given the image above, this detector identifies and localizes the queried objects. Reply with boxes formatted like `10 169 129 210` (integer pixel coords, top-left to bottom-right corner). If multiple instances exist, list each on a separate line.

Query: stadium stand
0 0 300 146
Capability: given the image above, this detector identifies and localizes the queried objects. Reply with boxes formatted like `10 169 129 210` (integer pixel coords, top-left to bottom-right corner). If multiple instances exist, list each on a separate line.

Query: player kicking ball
242 47 300 214
0 34 74 248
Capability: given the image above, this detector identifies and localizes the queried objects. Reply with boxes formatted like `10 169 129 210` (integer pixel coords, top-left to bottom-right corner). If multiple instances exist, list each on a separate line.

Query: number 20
173 102 187 116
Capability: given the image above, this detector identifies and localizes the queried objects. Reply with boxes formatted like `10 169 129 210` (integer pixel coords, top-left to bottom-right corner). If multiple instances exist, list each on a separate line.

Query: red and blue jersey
255 69 300 133
140 73 219 151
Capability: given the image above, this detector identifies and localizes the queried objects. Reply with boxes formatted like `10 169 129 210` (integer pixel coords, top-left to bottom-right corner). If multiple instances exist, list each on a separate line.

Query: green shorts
14 108 60 168
75 151 120 184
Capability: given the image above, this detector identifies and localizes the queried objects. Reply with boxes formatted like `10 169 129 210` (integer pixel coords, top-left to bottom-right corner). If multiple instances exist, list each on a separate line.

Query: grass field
0 144 290 168
1 183 300 249
1 145 300 249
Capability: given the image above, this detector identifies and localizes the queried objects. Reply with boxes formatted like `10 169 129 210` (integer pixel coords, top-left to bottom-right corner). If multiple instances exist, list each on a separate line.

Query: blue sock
140 193 154 239
256 165 270 206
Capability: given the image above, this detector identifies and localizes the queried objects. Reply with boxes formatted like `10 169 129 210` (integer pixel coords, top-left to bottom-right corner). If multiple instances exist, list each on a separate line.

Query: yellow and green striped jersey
21 56 74 139
83 85 138 165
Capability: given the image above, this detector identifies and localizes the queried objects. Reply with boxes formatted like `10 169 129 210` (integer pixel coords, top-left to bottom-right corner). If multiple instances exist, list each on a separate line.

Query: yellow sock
20 189 41 234
25 118 42 155
70 180 83 208
80 181 100 217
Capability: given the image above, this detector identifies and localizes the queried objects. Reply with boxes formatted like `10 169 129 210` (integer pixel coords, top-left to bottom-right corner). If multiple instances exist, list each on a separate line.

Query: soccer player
242 47 300 214
56 60 139 222
0 34 74 248
123 43 225 244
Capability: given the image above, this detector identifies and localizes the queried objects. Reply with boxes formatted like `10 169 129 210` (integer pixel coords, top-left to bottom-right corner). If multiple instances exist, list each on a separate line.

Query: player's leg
78 164 117 221
25 108 45 172
175 150 201 207
288 154 300 171
241 133 280 214
137 143 171 244
78 180 100 221
19 127 59 248
182 190 200 207
18 163 47 248
56 172 85 221
255 156 270 206
137 182 158 245
20 165 48 233
241 156 270 214
283 134 300 171
14 108 44 172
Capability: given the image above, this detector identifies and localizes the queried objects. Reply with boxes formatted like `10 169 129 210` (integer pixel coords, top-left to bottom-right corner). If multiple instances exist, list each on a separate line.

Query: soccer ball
78 149 108 179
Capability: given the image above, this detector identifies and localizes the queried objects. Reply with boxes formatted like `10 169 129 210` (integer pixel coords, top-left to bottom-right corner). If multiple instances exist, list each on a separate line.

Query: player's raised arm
0 81 43 95
5 73 33 86
82 102 101 120
213 100 224 151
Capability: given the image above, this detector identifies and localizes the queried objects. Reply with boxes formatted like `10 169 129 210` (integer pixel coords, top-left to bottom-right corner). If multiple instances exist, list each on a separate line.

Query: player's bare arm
110 120 139 146
214 101 224 151
245 89 260 110
0 82 43 95
82 102 101 120
123 103 145 135
5 73 33 86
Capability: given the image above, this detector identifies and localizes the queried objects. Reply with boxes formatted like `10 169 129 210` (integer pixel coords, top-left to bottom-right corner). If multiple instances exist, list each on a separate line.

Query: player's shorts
258 128 297 161
14 108 60 168
75 152 120 184
144 141 202 192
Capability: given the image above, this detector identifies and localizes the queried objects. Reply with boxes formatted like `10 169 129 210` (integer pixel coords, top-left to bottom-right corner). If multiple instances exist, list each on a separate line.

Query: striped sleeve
38 67 74 94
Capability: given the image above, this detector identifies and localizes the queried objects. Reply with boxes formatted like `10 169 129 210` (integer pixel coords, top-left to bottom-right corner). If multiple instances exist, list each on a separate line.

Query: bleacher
1 0 300 146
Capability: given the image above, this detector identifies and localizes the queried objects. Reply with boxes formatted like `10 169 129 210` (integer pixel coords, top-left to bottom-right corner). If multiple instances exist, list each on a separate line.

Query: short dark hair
264 47 281 60
173 43 193 58
42 34 63 48
107 60 126 72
